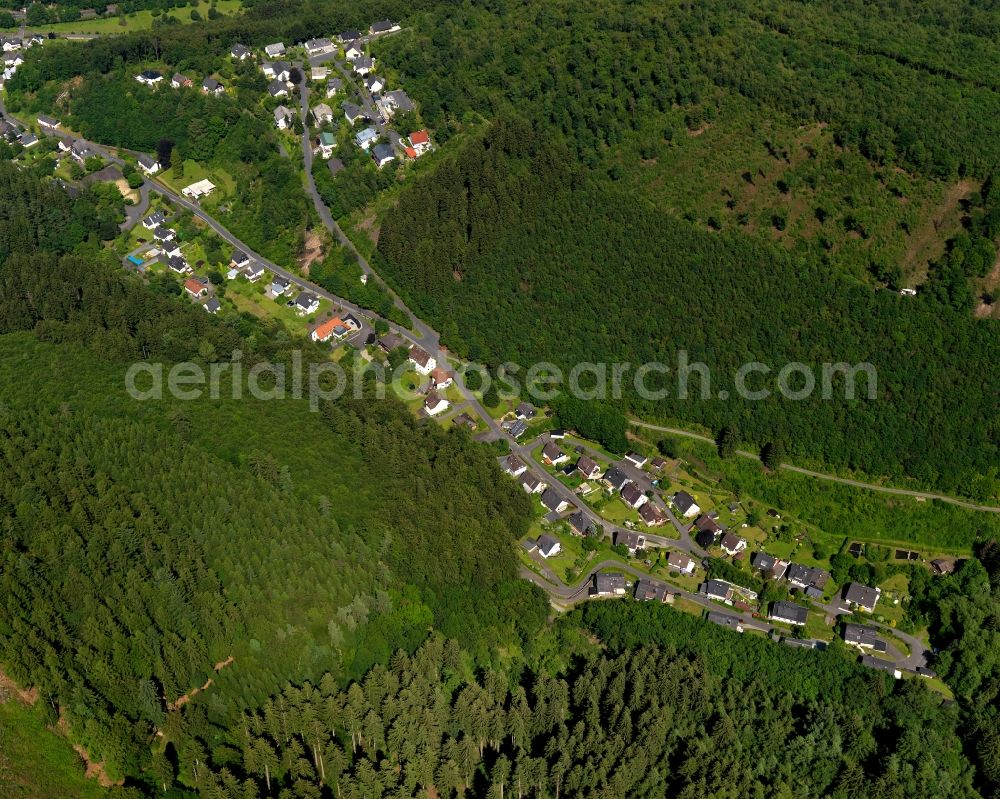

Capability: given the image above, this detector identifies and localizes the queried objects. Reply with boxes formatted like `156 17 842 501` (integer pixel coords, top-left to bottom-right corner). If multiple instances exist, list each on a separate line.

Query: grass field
2 0 243 34
0 699 109 799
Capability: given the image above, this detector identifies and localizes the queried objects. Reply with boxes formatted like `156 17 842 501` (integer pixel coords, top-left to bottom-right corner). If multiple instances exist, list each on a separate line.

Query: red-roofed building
408 129 431 155
430 366 453 389
402 146 417 159
184 279 207 298
312 316 348 342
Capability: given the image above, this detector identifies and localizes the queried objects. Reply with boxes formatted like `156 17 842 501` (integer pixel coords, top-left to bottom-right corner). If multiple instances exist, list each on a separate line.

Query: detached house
355 126 379 150
540 488 569 514
638 502 667 527
672 491 700 518
304 37 334 57
536 534 561 559
519 474 545 494
542 442 568 466
231 43 252 60
365 74 385 94
270 276 291 296
624 451 648 468
620 483 648 510
769 600 808 626
137 154 160 175
142 211 166 229
273 105 295 129
202 77 224 96
344 40 365 60
424 391 450 417
135 69 163 86
37 115 60 132
315 131 336 158
615 530 645 556
352 56 375 75
842 582 881 613
171 73 192 88
184 278 207 298
719 532 746 556
312 316 351 343
408 346 436 375
667 551 697 575
342 102 365 124
751 552 789 581
244 262 265 282
602 466 631 492
369 19 400 34
264 42 286 58
843 624 887 652
311 103 334 125
592 572 626 597
576 455 602 481
504 455 527 477
325 77 343 97
295 292 320 316
430 367 453 389
269 80 291 100
635 578 669 602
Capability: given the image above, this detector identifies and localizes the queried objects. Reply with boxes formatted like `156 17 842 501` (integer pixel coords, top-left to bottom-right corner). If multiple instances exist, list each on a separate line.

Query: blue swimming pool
127 255 144 265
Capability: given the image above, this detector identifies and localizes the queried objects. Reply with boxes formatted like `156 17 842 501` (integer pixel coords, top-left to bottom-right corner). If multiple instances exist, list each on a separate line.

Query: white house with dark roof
671 491 700 518
369 19 400 35
344 41 364 60
504 454 527 477
304 37 334 57
843 623 887 652
137 154 160 174
620 483 648 510
311 103 334 125
352 56 375 75
294 292 320 315
842 582 881 613
592 572 626 597
135 69 163 86
202 77 224 96
769 600 808 626
615 530 645 556
408 346 436 375
541 442 568 466
264 42 286 58
540 488 569 514
273 105 295 129
576 455 602 480
231 43 252 60
667 551 696 575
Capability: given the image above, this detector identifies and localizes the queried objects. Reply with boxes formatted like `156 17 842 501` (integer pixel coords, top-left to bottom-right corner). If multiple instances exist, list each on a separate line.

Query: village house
603 466 631 492
339 30 361 43
576 455 602 481
167 256 190 274
377 89 414 121
540 488 570 515
264 42 286 58
592 572 626 597
408 346 436 375
719 532 747 556
142 211 166 229
615 530 645 556
769 600 808 626
536 534 561 559
184 278 207 298
701 579 734 604
635 578 669 602
273 105 296 129
786 563 830 593
672 491 701 518
311 316 351 343
352 56 375 76
423 391 450 416
638 502 667 527
71 141 97 164
371 143 395 169
202 77 225 96
378 333 405 353
842 623 887 652
182 179 216 199
430 367 453 390
695 514 722 537
620 483 648 510
706 611 743 632
17 132 37 148
842 582 881 613
624 451 648 468
667 551 697 575
504 454 527 477
304 37 335 57
750 552 789 581
134 154 160 177
326 78 344 97
519 474 545 494
135 70 163 86
37 114 60 132
542 442 568 466
244 262 265 282
515 402 536 420
344 40 364 61
370 19 401 34
204 298 221 315
408 129 432 156
171 73 192 89
342 102 366 125
315 131 336 159
311 66 329 81
312 103 334 125
650 456 668 471
153 226 176 243
231 43 252 60
860 655 901 679
355 126 379 150
270 276 291 296
262 61 290 80
568 511 590 536
294 292 320 316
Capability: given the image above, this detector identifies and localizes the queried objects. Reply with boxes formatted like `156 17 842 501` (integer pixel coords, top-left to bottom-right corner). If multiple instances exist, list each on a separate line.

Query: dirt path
0 669 38 705
167 655 234 711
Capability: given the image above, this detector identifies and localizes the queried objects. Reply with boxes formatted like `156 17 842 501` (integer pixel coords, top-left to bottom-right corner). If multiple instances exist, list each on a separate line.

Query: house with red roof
408 129 431 156
311 316 349 343
184 279 207 298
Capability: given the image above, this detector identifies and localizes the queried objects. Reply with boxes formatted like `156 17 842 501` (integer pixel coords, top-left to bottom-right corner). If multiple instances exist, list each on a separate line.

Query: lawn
3 0 243 34
0 698 110 799
157 160 235 197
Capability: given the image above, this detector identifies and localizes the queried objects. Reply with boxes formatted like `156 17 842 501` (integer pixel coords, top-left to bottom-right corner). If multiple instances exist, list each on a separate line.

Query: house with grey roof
635 578 669 602
769 600 808 626
592 572 626 596
231 43 251 60
843 623 887 651
842 582 881 612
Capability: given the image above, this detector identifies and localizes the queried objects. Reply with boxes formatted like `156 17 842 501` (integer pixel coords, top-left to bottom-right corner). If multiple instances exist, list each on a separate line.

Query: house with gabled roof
503 454 527 477
666 551 696 574
843 623 887 652
304 37 334 57
672 491 700 518
231 43 252 60
536 533 560 559
369 19 400 34
264 42 286 58
615 530 645 556
751 552 789 581
352 56 375 75
371 142 395 168
638 502 667 527
408 129 432 156
540 488 569 514
620 483 648 510
720 532 746 556
171 73 192 89
842 582 881 612
592 572 626 596
576 455 602 481
408 346 435 375
542 442 568 466
635 578 669 602
294 292 320 316
769 600 807 626
424 391 449 416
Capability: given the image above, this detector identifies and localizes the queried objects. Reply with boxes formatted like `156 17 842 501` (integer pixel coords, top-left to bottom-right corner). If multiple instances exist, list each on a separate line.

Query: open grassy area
2 0 243 34
0 698 109 799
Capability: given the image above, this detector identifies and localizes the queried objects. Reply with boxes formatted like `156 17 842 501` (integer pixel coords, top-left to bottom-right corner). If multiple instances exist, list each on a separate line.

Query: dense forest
0 165 546 781
376 118 1000 498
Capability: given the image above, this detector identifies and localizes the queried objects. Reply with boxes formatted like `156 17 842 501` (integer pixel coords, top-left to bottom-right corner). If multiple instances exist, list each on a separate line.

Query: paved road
631 420 1000 513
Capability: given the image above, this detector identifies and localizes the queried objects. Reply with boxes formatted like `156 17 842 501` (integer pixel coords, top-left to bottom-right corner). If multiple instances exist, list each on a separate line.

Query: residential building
576 455 602 480
515 402 536 419
424 391 449 416
615 530 645 556
706 611 743 632
624 451 648 468
842 623 887 652
202 77 224 96
751 552 789 581
352 56 375 75
338 30 361 43
304 37 334 57
638 502 667 527
270 276 291 296
377 89 414 120
243 262 265 282
503 455 527 477
408 129 432 156
315 131 336 158
264 42 286 58
273 105 295 129
137 154 160 174
650 456 668 471
153 226 176 242
540 488 569 514
568 511 590 536
230 250 251 268
769 600 808 626
537 533 561 559
311 66 329 81
141 211 166 229
672 491 700 518
312 316 351 343
603 466 631 492
377 333 405 352
181 179 216 199
312 103 334 125
592 572 626 597
171 73 192 88
430 367 453 389
204 298 221 314
355 126 379 150
263 61 291 81
694 514 722 537
786 563 830 591
325 77 343 97
37 115 60 132
931 559 956 575
167 256 190 274
666 551 696 575
295 292 320 316
519 474 544 494
702 579 733 603
507 419 528 439
635 578 669 602
365 74 385 94
369 19 401 34
859 655 901 679
135 70 163 86
371 142 394 168
18 132 37 148
542 442 568 466
620 483 648 510
842 582 881 612
719 533 747 556
408 346 436 375
184 278 207 298
230 43 251 60
344 41 364 61
342 102 366 124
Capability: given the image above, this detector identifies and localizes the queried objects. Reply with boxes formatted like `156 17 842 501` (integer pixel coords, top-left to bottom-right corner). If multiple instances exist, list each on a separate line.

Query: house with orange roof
430 366 453 389
184 279 207 298
409 129 431 156
311 316 349 343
